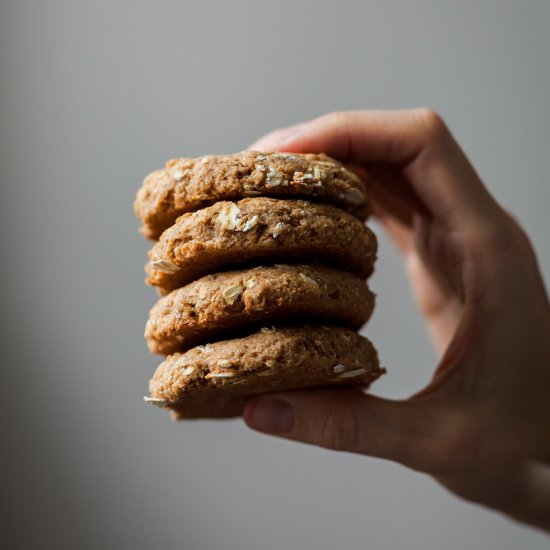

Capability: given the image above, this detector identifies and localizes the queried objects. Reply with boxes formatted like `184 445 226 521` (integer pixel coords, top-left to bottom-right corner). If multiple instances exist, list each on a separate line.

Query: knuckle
426 410 504 476
314 111 338 126
426 411 524 480
414 108 448 143
316 110 360 128
425 415 479 474
503 211 535 258
317 406 360 452
469 210 534 267
439 430 479 470
467 214 510 251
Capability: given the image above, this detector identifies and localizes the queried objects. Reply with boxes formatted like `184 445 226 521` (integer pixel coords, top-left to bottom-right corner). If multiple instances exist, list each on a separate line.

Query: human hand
243 110 550 531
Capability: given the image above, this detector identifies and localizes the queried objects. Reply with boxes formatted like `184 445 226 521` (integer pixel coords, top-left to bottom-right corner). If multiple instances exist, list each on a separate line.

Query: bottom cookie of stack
146 325 384 419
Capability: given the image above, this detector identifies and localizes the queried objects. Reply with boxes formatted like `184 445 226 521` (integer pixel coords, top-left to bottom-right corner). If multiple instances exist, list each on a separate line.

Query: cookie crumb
266 167 284 187
272 222 286 238
273 152 296 160
144 318 154 336
298 272 318 286
313 166 326 181
151 259 181 274
341 187 365 205
143 396 170 408
338 368 367 378
207 372 235 379
222 284 244 305
241 215 259 232
218 203 242 230
257 369 274 377
293 171 317 183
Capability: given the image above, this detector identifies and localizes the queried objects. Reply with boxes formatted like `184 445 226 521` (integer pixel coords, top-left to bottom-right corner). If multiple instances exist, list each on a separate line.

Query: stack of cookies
135 151 384 419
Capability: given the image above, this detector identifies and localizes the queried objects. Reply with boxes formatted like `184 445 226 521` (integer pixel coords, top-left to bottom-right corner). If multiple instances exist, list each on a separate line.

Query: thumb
243 387 447 472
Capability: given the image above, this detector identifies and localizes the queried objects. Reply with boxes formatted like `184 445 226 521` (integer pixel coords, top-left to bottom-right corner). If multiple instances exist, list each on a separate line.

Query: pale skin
243 110 550 531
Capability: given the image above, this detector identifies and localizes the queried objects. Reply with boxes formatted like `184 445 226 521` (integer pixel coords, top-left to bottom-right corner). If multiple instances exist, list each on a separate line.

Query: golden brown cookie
146 325 383 419
135 151 370 239
145 264 375 355
146 198 377 291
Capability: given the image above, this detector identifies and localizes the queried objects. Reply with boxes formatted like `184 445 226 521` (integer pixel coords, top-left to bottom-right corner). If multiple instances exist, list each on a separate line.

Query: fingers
243 387 447 471
342 164 418 253
251 109 502 229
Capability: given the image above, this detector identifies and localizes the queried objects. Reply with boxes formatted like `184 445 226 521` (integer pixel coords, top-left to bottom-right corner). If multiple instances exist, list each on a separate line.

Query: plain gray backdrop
2 1 549 548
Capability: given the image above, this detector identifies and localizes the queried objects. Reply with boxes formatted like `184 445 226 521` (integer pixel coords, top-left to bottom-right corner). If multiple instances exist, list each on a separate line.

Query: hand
243 110 550 531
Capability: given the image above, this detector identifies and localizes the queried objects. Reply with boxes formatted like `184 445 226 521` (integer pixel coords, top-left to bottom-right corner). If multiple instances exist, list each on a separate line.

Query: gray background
2 1 549 548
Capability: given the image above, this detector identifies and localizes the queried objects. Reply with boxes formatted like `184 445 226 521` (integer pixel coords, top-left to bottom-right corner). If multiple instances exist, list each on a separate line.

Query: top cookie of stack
135 151 383 419
135 151 371 239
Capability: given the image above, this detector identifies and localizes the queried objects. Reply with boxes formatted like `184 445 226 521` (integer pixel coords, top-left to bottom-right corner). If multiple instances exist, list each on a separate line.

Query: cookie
146 197 377 291
145 264 375 355
135 151 370 239
146 325 383 419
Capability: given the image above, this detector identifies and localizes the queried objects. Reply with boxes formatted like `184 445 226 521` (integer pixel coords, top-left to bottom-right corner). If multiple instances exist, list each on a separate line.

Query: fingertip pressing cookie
146 325 384 419
145 264 376 355
145 197 377 291
134 151 370 239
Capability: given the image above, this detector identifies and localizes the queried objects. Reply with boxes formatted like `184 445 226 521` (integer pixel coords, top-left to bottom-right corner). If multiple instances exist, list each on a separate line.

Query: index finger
251 109 501 227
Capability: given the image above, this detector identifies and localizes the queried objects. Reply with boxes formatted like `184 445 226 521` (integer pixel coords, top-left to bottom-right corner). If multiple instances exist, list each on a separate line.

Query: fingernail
247 398 295 433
